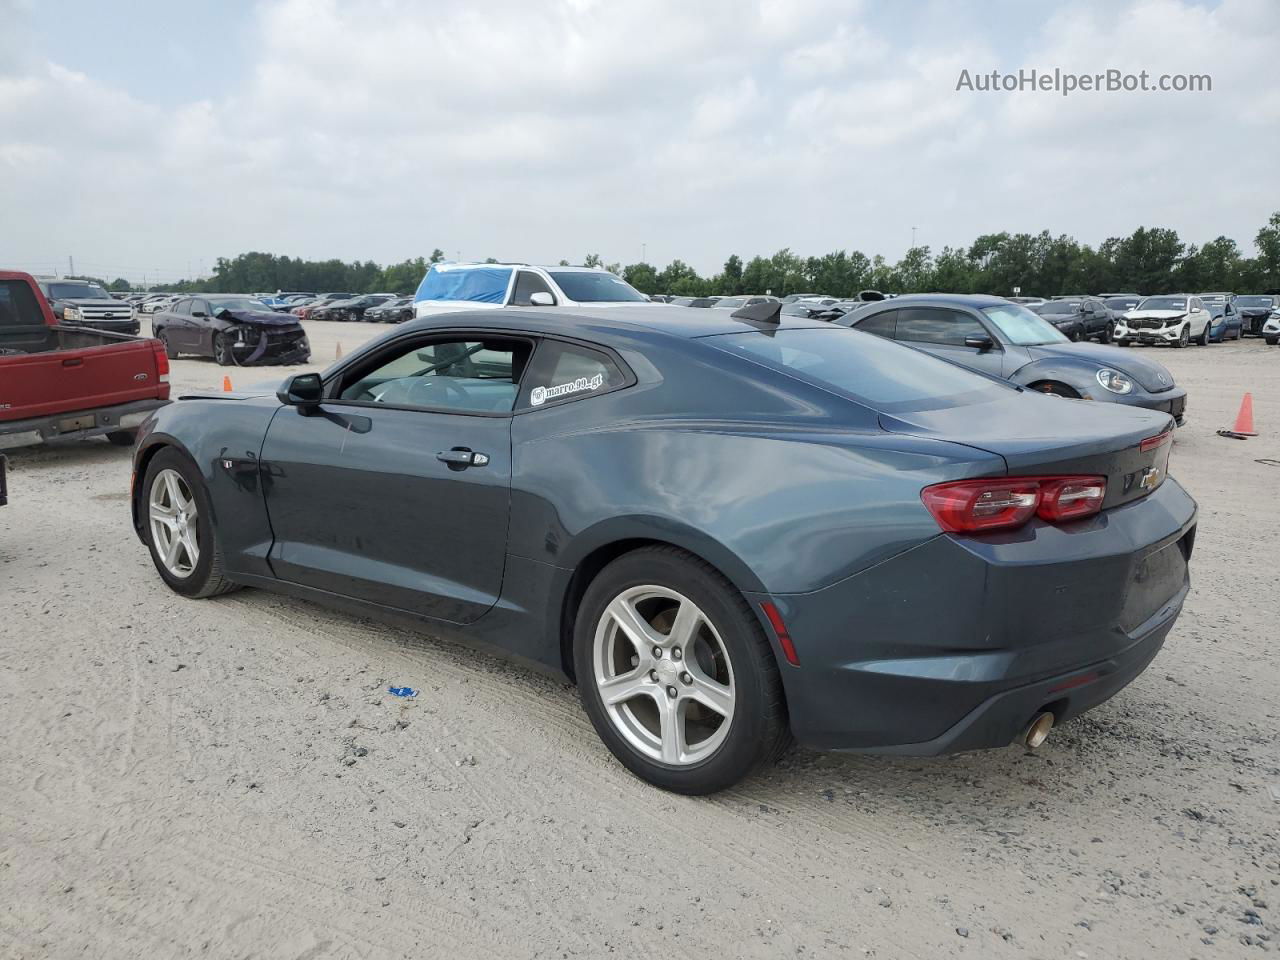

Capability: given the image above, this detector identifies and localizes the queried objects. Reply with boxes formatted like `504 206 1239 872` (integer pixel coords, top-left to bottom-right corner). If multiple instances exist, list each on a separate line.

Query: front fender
130 396 281 578
1007 357 1105 397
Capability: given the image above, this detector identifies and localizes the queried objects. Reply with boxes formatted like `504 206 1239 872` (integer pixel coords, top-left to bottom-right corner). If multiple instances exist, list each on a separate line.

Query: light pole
911 226 917 250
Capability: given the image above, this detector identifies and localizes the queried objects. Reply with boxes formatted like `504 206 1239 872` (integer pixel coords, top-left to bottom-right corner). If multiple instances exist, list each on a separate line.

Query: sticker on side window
530 373 605 406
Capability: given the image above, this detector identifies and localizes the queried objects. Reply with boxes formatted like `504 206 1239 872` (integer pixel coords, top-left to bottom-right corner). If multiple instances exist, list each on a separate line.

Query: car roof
399 304 831 341
429 262 612 274
853 293 1013 310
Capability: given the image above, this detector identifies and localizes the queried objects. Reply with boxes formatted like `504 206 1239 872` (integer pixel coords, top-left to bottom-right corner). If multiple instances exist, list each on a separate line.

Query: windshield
1137 297 1187 311
1105 297 1140 311
48 282 111 300
209 297 275 312
1236 296 1275 308
708 327 1012 414
547 271 648 303
982 304 1070 345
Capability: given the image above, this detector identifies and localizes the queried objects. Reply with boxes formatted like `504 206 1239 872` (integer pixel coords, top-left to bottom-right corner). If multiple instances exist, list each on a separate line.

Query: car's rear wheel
1098 324 1113 344
1197 323 1210 346
142 448 240 599
574 546 788 794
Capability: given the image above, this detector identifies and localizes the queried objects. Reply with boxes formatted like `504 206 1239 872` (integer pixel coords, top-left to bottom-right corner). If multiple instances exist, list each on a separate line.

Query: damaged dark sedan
152 296 311 366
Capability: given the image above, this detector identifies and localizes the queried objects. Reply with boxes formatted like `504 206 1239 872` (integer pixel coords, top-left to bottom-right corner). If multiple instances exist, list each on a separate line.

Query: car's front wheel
1174 326 1190 348
142 448 240 599
574 546 789 794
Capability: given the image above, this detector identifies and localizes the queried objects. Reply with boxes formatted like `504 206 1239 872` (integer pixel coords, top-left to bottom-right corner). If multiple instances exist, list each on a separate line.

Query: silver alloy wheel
592 585 736 766
149 468 200 579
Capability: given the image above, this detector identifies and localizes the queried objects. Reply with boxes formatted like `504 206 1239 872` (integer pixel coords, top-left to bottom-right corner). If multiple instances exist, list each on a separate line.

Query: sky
1 0 1277 285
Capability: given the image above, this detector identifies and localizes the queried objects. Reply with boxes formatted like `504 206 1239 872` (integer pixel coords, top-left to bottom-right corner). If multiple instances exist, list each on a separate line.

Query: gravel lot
2 320 1277 959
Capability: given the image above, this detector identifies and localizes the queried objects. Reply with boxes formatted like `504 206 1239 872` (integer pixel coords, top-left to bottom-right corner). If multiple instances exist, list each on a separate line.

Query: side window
192 299 210 317
853 309 897 339
0 279 46 327
519 341 628 410
896 308 986 346
172 299 191 316
510 271 556 306
1190 298 1203 311
337 336 532 414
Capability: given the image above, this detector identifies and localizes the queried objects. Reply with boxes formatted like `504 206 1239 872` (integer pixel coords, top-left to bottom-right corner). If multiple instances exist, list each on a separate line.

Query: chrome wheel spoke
163 530 183 569
599 668 652 706
656 697 684 764
605 597 664 654
685 669 734 718
666 600 702 650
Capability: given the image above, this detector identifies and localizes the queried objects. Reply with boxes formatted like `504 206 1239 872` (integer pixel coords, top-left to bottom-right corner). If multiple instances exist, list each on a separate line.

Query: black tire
157 330 179 359
141 447 240 599
1118 339 1132 347
106 429 137 447
1173 326 1190 348
573 546 789 794
1196 323 1210 346
1266 336 1279 346
214 332 234 366
1098 323 1113 344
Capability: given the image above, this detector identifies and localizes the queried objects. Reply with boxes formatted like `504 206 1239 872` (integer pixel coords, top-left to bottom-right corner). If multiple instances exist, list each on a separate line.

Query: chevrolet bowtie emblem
1139 466 1161 491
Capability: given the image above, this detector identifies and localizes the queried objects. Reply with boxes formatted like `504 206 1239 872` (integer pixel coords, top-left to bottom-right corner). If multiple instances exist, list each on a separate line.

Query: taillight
1140 430 1171 452
151 338 169 382
921 475 1107 533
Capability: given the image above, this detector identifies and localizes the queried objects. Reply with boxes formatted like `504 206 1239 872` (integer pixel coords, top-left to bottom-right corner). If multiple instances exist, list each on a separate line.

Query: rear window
0 279 47 327
706 327 1012 413
1236 296 1275 308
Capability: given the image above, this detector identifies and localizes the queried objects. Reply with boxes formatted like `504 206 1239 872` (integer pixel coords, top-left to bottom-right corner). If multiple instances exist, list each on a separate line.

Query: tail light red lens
922 475 1107 533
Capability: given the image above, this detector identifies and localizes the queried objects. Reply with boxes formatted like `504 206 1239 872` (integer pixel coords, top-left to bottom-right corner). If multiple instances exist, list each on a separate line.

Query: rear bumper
758 478 1197 754
0 397 169 450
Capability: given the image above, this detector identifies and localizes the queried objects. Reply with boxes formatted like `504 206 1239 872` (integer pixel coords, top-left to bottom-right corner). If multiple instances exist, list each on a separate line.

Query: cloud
0 0 1277 283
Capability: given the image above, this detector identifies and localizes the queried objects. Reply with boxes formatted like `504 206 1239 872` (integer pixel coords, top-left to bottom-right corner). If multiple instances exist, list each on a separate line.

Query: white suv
414 263 652 317
1113 295 1213 348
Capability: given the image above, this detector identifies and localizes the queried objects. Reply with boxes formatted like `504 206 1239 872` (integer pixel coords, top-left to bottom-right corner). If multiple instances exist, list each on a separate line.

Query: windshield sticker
531 373 604 406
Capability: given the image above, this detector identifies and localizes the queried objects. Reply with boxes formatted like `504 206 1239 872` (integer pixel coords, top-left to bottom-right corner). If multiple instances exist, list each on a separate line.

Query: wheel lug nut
672 648 682 660
666 686 677 699
680 672 692 685
651 646 663 659
649 670 659 682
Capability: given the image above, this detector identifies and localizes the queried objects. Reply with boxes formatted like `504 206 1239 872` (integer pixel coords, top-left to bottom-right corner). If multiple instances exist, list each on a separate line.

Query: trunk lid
879 391 1175 510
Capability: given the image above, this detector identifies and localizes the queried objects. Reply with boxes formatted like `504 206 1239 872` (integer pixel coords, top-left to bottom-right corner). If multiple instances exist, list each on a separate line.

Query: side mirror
528 292 555 307
277 372 323 409
964 334 995 351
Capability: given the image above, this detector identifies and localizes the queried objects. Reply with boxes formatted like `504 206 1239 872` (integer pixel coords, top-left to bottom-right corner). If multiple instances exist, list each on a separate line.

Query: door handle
436 448 490 468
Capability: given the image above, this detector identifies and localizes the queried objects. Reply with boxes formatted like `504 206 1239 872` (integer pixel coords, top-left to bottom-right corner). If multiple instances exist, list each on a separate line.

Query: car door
1188 298 1209 336
893 306 1007 377
162 299 196 349
188 298 217 354
258 331 532 623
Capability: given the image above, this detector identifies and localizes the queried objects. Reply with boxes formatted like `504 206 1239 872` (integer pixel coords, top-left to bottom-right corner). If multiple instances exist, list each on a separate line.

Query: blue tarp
414 266 513 304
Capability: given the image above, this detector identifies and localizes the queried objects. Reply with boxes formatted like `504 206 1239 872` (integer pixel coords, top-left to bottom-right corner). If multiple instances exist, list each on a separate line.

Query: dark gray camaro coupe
131 305 1197 794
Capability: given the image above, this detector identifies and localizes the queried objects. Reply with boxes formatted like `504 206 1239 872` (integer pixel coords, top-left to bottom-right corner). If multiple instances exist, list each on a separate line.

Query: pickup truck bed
1 271 170 456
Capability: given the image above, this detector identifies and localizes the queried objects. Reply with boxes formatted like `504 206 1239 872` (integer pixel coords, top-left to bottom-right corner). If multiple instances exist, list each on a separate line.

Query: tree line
114 212 1280 298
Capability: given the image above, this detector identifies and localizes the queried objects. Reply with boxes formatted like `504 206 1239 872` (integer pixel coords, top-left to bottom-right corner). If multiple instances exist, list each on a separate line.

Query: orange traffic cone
1217 392 1258 439
222 375 233 392
1232 393 1258 435
335 341 343 360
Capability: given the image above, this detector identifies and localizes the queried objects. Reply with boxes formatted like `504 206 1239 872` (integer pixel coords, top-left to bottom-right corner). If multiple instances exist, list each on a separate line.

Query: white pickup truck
414 263 653 317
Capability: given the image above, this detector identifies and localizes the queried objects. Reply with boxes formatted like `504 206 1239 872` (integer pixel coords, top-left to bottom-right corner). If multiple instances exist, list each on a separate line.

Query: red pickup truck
1 270 171 501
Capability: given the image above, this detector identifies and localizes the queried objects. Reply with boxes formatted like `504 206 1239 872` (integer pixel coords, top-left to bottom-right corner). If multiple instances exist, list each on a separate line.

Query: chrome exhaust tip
1024 712 1054 749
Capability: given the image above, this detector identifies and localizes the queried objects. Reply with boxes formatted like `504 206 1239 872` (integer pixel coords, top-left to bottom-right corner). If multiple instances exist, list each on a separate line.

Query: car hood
214 308 303 327
1123 310 1185 321
1023 342 1176 393
63 299 129 308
